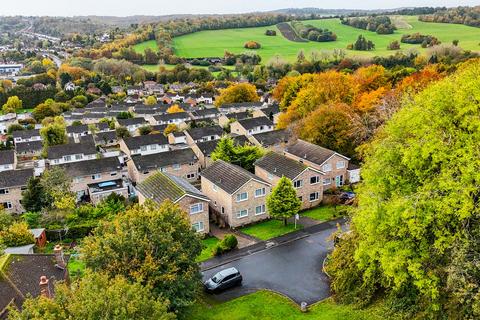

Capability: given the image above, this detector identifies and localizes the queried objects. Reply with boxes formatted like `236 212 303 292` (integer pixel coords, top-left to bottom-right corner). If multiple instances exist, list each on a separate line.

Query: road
202 220 344 305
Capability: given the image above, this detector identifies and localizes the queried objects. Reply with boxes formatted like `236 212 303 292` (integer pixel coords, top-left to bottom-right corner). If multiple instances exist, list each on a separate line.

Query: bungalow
117 117 148 133
47 141 97 165
128 148 199 183
200 160 271 228
0 168 33 213
0 150 16 172
185 126 224 145
284 139 351 189
137 172 210 234
249 129 290 153
120 133 169 157
12 129 41 144
255 152 324 210
59 157 128 204
230 117 274 137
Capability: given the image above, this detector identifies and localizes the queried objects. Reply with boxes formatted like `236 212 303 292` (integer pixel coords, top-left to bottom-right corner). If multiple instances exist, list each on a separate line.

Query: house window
212 185 218 192
255 187 266 197
151 145 157 150
236 192 248 202
267 173 274 180
75 154 82 160
3 165 10 169
323 163 332 172
3 202 12 209
140 146 147 152
336 161 346 169
186 172 196 179
64 155 71 161
172 164 181 170
110 172 117 176
190 203 203 214
91 174 101 180
192 221 204 232
310 176 320 185
221 206 225 214
160 167 167 172
54 159 60 164
255 205 266 215
0 188 8 194
74 177 83 183
293 180 303 189
323 178 332 185
309 192 319 202
237 209 248 218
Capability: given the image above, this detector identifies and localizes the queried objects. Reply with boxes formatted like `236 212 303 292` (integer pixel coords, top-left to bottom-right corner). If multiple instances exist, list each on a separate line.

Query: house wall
130 161 199 184
120 140 169 157
178 196 210 234
49 153 96 166
255 166 323 210
71 170 125 197
0 187 25 214
230 122 274 137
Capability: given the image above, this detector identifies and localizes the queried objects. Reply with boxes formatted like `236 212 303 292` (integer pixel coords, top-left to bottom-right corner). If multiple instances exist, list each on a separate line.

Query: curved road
202 219 345 305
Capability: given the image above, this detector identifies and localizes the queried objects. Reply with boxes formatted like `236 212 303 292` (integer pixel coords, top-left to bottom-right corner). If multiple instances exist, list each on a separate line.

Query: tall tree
215 83 259 107
82 201 202 312
211 136 264 172
2 95 22 113
21 177 48 212
266 176 301 226
40 116 68 152
144 95 157 105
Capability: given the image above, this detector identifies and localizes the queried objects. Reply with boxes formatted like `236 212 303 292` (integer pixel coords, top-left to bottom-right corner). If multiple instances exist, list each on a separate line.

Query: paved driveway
201 221 343 305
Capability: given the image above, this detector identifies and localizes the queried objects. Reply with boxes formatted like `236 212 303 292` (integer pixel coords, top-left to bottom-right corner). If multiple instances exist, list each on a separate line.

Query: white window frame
236 209 249 218
91 173 101 180
172 164 181 171
75 154 82 160
190 203 204 214
267 173 274 180
192 221 204 232
212 184 218 192
236 192 248 202
186 172 196 179
323 178 332 186
309 192 319 202
64 155 71 161
0 188 9 194
255 187 266 198
336 161 346 169
255 204 266 215
323 163 332 172
140 145 147 152
293 180 303 189
310 176 320 185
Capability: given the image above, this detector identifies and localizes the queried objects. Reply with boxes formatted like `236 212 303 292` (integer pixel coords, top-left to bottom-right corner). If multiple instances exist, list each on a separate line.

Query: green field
133 39 157 54
168 16 480 62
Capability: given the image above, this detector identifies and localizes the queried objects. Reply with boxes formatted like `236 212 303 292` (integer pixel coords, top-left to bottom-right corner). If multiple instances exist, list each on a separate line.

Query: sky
2 0 479 16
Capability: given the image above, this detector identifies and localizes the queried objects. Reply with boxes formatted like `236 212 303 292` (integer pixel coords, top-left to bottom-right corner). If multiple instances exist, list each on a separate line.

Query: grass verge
197 236 221 262
301 205 347 222
240 219 303 241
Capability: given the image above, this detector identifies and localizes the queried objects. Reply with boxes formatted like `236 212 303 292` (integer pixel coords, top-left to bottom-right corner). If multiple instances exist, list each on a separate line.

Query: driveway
201 220 345 305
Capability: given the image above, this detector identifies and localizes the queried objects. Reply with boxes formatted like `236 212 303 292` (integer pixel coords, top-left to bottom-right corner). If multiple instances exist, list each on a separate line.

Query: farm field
166 16 480 63
132 39 157 53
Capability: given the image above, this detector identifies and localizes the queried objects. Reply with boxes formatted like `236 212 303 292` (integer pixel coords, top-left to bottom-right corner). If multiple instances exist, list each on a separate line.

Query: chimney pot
39 276 50 298
54 245 66 269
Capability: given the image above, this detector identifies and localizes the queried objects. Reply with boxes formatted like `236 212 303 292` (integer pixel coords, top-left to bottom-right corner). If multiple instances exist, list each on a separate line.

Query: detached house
255 152 324 209
47 141 97 165
120 133 169 157
230 117 274 137
284 140 351 189
185 126 224 145
0 168 33 213
200 160 271 228
137 172 210 234
0 150 16 172
59 157 128 204
128 148 199 183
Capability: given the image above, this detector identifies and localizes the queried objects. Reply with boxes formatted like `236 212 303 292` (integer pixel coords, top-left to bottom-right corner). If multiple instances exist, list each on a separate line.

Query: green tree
211 137 264 172
40 116 68 151
7 123 24 135
0 222 34 247
8 272 175 320
0 209 13 231
82 201 202 312
22 177 48 212
144 95 157 105
116 126 131 139
138 125 152 136
2 95 22 113
266 176 301 226
40 166 74 211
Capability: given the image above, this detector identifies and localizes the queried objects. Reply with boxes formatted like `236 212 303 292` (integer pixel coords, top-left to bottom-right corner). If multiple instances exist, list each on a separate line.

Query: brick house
284 139 350 189
185 126 224 145
230 117 274 137
120 133 169 157
0 168 33 213
200 160 271 228
255 152 324 210
128 148 199 184
137 172 210 234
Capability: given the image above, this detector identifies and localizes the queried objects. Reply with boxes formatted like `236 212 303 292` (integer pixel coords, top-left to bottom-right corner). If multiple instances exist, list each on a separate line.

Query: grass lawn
169 16 480 63
197 236 220 262
240 219 303 241
301 205 347 222
182 290 384 320
67 255 86 279
132 39 158 54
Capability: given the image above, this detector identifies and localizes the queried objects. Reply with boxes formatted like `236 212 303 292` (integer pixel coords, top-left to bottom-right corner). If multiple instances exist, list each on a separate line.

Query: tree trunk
284 218 287 226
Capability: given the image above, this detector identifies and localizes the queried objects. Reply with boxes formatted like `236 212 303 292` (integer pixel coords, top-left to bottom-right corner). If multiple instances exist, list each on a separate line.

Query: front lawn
197 237 221 262
301 205 347 222
182 290 384 320
67 255 86 279
240 219 303 241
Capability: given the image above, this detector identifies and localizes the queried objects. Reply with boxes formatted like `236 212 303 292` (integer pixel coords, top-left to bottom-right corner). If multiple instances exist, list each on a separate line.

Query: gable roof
251 129 290 147
47 142 97 160
59 157 122 177
186 126 224 140
285 139 350 166
137 172 209 204
12 129 40 140
123 133 168 150
223 111 251 121
117 117 146 126
0 150 15 165
255 152 321 180
15 140 43 153
132 148 197 171
94 131 117 143
66 125 89 134
200 160 269 194
237 117 273 130
153 112 190 122
0 169 33 188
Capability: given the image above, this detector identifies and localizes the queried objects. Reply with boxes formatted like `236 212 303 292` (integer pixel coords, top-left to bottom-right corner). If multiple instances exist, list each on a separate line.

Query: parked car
339 191 355 201
204 267 242 293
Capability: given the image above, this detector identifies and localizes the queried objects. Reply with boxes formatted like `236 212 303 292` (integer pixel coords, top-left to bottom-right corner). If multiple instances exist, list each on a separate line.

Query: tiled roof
132 148 197 171
285 139 348 165
252 129 290 147
117 117 146 126
186 126 224 140
196 135 249 157
123 133 168 150
237 117 273 130
255 152 308 180
59 157 122 177
47 142 96 160
15 140 43 153
0 150 15 165
12 129 40 140
0 169 33 188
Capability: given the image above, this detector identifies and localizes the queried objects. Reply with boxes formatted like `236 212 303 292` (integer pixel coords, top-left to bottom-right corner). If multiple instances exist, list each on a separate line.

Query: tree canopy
211 136 264 172
266 176 301 225
215 83 259 107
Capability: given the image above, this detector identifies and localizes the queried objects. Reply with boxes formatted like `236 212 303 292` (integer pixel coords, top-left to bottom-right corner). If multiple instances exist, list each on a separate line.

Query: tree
82 201 202 311
116 126 131 139
145 95 157 105
0 209 13 231
266 176 301 226
0 222 34 247
40 166 75 211
244 41 261 49
163 124 177 136
116 111 134 119
7 124 24 135
166 104 184 113
211 136 264 172
138 125 153 136
215 83 260 107
22 177 48 212
2 96 22 113
8 272 175 320
40 116 68 151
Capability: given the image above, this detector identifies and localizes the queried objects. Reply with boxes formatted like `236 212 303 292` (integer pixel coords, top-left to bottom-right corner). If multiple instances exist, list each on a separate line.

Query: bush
213 234 238 256
265 30 277 36
244 41 261 49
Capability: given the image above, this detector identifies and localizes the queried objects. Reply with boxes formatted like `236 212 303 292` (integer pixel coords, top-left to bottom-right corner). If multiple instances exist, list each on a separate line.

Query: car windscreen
211 274 222 283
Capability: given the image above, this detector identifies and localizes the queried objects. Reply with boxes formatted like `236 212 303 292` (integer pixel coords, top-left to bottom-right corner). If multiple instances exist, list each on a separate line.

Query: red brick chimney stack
39 276 50 298
53 244 66 269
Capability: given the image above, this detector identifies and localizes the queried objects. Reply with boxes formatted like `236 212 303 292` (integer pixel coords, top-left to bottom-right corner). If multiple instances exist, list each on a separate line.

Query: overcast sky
2 0 478 16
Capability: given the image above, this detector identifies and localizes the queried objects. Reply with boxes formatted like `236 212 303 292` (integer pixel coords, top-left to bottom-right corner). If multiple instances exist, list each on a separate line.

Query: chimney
53 245 66 269
39 276 50 298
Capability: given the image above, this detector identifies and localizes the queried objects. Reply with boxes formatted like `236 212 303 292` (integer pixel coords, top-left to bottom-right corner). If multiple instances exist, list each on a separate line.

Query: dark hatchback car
204 267 243 293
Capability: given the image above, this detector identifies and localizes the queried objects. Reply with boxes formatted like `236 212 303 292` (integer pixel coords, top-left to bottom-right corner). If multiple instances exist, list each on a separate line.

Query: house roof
47 142 97 160
255 152 314 180
0 169 33 188
191 108 219 118
237 117 273 130
117 117 146 126
0 253 70 314
153 112 190 122
59 157 122 177
0 150 15 165
94 131 117 143
132 148 197 171
224 111 251 121
186 126 224 141
200 160 269 194
137 172 209 204
196 135 249 157
251 129 290 147
123 133 168 150
15 140 43 153
66 124 89 134
285 139 349 166
12 129 40 140
260 104 280 117
219 102 263 110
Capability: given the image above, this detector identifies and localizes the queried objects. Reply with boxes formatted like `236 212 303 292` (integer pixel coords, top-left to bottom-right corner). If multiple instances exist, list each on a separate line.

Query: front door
335 175 343 187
